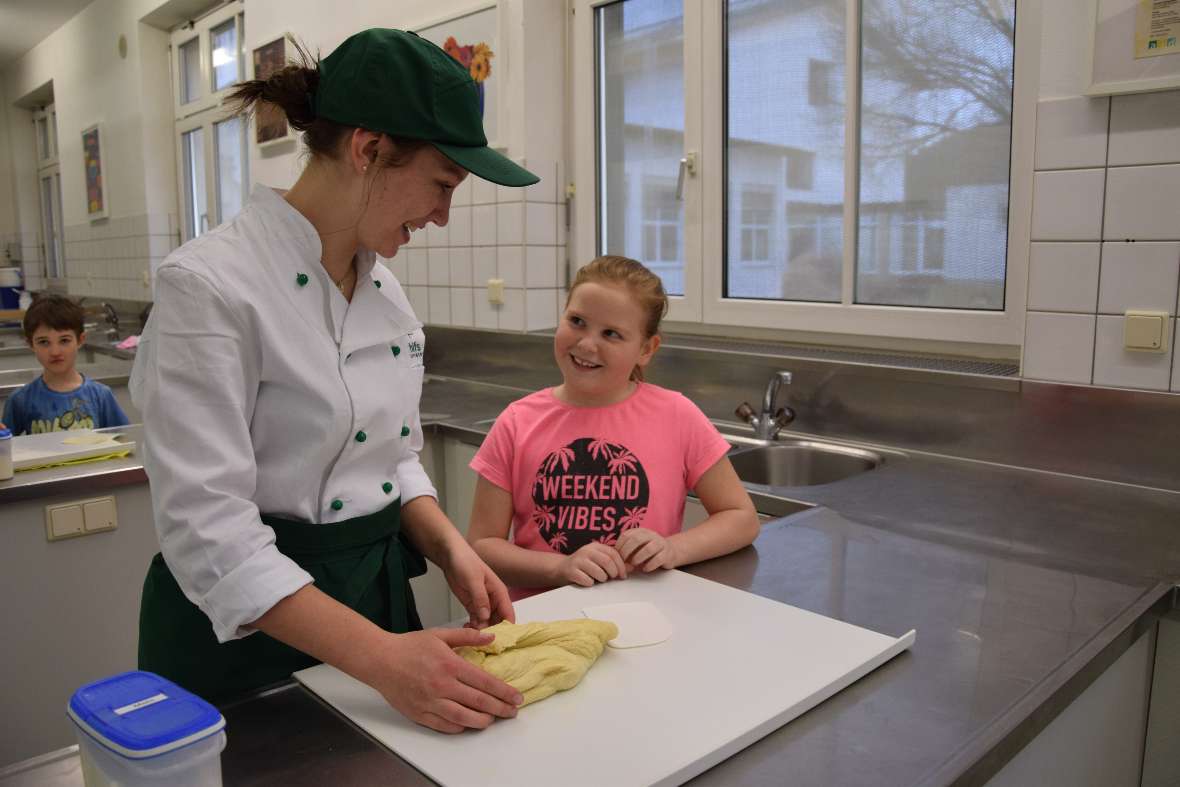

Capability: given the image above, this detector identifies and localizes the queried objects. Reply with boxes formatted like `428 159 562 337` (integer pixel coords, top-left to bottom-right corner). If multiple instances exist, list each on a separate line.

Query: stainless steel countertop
3 375 1178 786
0 424 146 503
5 515 1167 787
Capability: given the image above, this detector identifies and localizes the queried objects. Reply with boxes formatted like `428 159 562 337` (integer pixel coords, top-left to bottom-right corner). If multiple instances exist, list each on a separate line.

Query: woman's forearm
399 494 466 567
251 584 390 684
471 537 566 589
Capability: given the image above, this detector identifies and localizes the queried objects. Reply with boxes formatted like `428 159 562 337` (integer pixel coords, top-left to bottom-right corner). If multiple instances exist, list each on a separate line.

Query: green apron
137 501 427 703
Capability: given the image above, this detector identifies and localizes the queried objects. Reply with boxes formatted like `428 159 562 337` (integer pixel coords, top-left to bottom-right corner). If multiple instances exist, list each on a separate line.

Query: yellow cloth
15 450 132 473
455 619 618 706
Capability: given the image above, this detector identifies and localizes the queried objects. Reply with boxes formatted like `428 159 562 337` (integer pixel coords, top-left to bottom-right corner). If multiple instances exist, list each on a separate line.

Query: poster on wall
1089 0 1180 94
1135 0 1180 58
252 35 292 146
81 123 107 221
416 3 501 149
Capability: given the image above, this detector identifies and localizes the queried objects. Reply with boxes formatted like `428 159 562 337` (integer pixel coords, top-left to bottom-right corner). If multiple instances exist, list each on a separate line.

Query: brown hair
223 39 428 168
23 294 84 340
566 255 668 381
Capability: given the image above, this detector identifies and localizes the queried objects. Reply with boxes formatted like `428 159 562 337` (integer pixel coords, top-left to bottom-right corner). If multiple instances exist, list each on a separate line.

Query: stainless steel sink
728 440 883 487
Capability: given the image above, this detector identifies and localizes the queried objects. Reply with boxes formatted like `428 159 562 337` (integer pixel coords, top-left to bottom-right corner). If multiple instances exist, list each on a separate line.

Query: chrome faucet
736 371 796 440
100 302 119 341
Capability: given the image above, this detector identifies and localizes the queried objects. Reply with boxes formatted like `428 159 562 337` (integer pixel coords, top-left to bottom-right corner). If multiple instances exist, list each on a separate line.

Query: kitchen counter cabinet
0 480 158 767
3 375 1177 785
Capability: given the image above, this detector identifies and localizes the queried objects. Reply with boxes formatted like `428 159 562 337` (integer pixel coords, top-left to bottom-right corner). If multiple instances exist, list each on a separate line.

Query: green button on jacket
392 345 401 357
400 425 410 437
382 481 393 494
331 499 344 511
355 430 367 443
296 273 309 286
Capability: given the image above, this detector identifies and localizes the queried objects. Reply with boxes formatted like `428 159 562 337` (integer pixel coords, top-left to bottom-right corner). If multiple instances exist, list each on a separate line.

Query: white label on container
113 692 168 716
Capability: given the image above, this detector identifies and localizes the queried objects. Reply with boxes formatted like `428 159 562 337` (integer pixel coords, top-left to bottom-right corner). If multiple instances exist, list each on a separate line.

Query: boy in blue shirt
1 295 129 435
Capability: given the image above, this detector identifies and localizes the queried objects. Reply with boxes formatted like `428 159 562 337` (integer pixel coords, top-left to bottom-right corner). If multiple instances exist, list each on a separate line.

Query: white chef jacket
130 185 437 643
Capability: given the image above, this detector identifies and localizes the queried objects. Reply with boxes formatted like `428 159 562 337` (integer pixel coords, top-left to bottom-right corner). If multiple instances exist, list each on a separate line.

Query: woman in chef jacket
130 29 536 733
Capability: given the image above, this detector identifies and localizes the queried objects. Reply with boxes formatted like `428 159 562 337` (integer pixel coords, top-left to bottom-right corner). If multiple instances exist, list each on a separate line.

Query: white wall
0 80 16 240
1023 0 1180 392
6 0 166 225
2 0 177 301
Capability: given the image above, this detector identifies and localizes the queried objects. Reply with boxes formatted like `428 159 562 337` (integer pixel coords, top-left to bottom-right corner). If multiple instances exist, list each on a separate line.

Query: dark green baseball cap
313 28 538 187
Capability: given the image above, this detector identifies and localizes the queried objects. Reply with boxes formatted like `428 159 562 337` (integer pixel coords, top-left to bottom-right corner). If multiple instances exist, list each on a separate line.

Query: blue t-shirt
1 376 130 435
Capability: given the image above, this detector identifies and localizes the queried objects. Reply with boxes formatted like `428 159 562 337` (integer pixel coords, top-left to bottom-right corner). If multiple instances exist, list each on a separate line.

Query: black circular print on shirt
529 437 649 554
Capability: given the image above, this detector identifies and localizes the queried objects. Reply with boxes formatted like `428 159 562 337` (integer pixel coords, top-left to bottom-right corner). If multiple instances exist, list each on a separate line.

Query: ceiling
0 0 99 69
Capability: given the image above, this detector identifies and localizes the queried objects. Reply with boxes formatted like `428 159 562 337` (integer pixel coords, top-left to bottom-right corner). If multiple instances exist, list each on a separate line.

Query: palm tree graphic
545 447 576 474
619 506 647 530
607 451 638 475
588 439 620 461
528 504 557 531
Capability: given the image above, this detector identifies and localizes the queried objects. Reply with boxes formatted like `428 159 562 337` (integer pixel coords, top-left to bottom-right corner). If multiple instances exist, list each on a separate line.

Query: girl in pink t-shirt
468 256 759 599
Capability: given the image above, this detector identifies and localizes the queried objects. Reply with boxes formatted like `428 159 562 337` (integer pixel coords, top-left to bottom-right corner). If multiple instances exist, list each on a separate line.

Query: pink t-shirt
470 382 731 599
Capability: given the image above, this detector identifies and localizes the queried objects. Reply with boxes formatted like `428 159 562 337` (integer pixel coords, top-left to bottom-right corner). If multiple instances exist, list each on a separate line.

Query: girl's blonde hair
565 255 668 381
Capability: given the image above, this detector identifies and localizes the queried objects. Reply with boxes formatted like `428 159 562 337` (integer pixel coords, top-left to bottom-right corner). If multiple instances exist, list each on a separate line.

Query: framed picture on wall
415 2 503 149
1088 0 1180 95
252 35 292 146
81 123 108 221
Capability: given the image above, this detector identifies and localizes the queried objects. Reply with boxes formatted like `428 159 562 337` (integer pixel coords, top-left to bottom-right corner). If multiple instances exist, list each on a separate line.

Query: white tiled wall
382 159 566 333
1024 94 1180 392
61 214 178 302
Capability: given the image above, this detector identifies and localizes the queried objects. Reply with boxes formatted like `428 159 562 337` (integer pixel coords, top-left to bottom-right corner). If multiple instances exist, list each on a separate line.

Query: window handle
675 151 697 201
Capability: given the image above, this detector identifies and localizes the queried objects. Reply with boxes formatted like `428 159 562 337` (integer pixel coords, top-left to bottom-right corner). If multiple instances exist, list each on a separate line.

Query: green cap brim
434 142 540 187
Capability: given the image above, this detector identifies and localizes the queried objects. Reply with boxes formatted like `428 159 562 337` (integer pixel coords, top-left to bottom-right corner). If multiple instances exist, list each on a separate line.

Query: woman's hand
370 628 523 733
557 542 628 587
442 540 515 629
615 528 680 572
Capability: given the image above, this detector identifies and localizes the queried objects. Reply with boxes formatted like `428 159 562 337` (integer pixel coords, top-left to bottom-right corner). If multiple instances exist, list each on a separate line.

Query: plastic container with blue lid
67 670 226 786
0 426 12 481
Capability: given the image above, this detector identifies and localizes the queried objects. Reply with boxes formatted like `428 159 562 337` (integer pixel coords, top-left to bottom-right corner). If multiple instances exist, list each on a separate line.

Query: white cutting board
11 429 135 470
296 570 915 787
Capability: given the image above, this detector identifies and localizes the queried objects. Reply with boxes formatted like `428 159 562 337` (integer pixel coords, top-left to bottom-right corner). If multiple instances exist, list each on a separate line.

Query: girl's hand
616 528 680 572
371 628 523 733
442 540 515 628
557 542 628 587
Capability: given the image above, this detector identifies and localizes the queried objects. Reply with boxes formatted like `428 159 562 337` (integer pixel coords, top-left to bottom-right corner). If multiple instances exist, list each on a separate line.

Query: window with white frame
171 2 248 243
33 104 66 281
573 0 1034 345
641 179 683 292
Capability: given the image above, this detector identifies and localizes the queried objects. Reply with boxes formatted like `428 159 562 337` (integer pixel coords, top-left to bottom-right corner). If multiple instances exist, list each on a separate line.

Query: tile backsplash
1024 93 1180 392
62 214 178 302
380 159 567 333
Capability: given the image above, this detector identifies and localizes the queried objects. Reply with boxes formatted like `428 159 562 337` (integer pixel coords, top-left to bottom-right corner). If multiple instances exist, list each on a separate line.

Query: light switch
1124 310 1169 352
46 504 84 541
83 496 118 532
487 278 505 305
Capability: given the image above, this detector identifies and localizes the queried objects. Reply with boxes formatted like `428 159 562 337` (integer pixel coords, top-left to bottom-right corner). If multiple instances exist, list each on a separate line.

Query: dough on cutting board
455 619 618 706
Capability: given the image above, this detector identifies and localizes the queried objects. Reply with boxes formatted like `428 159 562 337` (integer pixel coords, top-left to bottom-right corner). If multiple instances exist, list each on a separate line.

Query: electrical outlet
1124 310 1169 353
45 496 119 541
487 278 505 305
45 503 84 541
83 496 118 532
